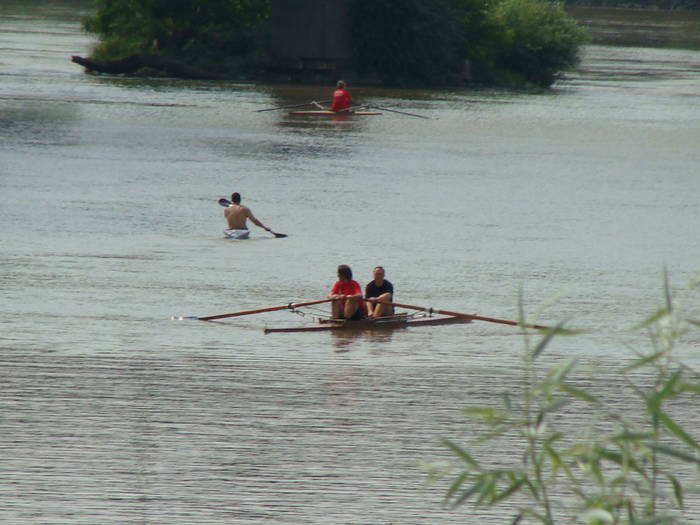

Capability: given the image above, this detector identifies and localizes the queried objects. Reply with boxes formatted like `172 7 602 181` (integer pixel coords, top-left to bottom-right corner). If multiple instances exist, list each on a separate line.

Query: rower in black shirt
365 266 394 319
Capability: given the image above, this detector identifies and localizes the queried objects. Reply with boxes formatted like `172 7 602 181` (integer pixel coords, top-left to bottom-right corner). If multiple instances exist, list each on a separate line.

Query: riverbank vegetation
424 274 700 523
567 0 699 9
81 0 588 88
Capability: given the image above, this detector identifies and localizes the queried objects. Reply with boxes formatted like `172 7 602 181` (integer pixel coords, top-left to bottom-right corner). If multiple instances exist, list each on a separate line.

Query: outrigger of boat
264 312 471 334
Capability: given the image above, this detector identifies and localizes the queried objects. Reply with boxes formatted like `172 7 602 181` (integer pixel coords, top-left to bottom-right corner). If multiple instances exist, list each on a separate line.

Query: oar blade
367 105 433 120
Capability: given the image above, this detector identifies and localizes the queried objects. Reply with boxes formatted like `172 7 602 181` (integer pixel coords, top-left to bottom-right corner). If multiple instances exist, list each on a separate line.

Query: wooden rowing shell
288 110 382 116
264 314 471 333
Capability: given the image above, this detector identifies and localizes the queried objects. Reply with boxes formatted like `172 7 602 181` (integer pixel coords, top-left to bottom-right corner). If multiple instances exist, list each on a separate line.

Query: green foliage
348 0 587 87
425 274 700 523
485 0 590 86
82 0 270 63
347 0 473 86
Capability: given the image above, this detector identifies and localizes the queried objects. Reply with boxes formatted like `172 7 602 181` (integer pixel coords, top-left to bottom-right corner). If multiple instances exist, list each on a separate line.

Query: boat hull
264 314 471 333
289 110 382 116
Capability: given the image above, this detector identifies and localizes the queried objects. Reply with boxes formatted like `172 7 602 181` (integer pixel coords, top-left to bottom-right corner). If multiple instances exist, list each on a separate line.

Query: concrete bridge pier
269 0 356 83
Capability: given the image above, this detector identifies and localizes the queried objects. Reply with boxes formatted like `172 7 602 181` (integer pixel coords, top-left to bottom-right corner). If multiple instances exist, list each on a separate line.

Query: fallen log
71 54 226 80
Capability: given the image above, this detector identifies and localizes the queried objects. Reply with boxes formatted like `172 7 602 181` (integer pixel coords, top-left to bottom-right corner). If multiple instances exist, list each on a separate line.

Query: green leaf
663 267 673 312
658 369 682 401
667 473 684 507
532 320 567 359
451 479 484 507
559 383 600 404
475 474 497 506
623 350 665 372
679 382 700 394
657 410 699 449
610 430 655 443
493 477 525 503
634 308 670 330
651 444 700 464
445 471 469 502
443 439 479 467
543 397 570 414
580 509 614 524
509 512 524 525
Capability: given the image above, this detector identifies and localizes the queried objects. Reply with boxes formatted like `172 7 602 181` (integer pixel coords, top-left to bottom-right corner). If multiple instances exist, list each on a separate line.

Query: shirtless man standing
224 192 272 239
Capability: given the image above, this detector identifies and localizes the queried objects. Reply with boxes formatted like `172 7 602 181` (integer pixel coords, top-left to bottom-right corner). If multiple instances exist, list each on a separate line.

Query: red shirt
330 279 367 313
331 279 362 296
331 88 352 111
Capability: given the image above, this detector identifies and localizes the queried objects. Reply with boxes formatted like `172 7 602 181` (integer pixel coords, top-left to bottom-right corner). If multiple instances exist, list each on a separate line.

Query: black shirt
365 279 394 299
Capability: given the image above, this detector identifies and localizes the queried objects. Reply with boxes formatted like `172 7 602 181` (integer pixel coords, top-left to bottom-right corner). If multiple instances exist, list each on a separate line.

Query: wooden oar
367 299 551 330
217 198 287 238
195 298 334 321
364 105 433 120
256 100 331 112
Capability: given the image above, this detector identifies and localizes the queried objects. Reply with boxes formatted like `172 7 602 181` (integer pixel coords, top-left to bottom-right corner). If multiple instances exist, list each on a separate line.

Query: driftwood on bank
71 54 226 80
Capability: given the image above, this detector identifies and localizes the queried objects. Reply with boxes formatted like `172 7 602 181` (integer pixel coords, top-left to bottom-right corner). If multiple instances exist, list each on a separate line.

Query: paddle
367 299 552 330
194 298 334 321
218 198 287 238
256 100 331 113
363 105 433 120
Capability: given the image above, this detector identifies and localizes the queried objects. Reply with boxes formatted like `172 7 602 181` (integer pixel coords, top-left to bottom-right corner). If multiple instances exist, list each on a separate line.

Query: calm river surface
2 2 700 523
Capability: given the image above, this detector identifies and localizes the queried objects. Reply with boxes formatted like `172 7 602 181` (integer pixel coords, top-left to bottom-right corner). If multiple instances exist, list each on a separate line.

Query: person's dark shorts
347 308 365 321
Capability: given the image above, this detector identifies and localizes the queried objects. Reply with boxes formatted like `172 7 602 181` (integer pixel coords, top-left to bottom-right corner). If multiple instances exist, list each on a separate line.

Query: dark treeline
79 0 589 88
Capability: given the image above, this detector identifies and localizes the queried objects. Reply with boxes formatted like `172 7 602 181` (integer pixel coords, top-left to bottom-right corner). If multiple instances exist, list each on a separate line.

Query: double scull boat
264 312 471 334
182 298 553 334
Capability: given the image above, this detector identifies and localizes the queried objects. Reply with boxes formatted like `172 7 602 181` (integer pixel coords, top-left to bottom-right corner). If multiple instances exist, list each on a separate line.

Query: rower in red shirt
330 80 352 112
329 264 366 320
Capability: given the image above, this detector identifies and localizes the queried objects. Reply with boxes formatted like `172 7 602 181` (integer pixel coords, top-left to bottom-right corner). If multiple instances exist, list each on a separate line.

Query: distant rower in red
330 80 352 112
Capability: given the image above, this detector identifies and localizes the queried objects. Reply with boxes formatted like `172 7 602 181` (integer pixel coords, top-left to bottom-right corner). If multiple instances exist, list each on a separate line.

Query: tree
82 0 271 66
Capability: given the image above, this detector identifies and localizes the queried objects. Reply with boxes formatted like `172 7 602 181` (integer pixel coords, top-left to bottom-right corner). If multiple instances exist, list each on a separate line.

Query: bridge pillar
269 0 354 83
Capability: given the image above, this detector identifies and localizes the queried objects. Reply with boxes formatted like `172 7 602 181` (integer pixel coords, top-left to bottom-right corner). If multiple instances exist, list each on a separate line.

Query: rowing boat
264 312 471 334
184 297 553 333
288 110 382 116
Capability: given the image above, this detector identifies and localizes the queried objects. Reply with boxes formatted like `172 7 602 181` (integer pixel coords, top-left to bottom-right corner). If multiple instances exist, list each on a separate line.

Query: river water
2 2 700 523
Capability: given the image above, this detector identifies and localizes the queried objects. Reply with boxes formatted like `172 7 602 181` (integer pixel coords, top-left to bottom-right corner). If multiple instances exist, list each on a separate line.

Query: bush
484 0 590 87
424 274 700 523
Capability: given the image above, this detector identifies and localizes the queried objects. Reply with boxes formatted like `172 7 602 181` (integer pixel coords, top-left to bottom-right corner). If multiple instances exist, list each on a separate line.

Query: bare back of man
225 204 253 230
223 192 270 232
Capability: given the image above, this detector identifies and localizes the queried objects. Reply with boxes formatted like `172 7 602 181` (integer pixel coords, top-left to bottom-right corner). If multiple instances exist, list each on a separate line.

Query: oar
217 198 287 238
194 298 334 321
364 105 433 120
256 100 331 112
367 299 551 330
